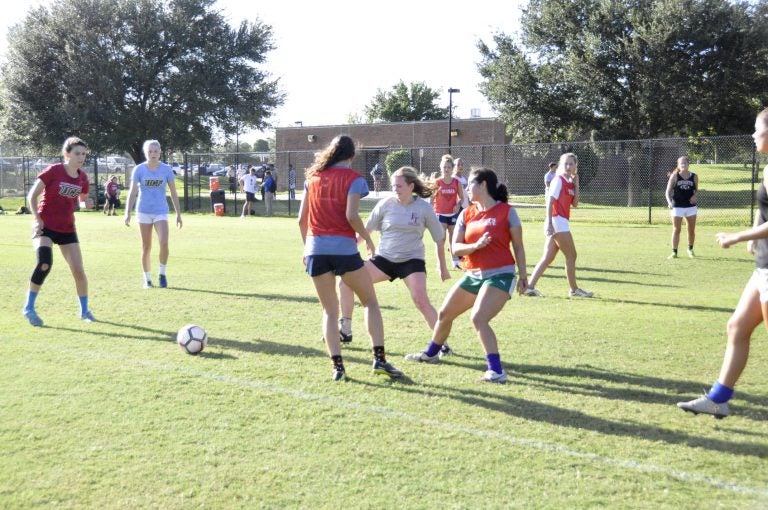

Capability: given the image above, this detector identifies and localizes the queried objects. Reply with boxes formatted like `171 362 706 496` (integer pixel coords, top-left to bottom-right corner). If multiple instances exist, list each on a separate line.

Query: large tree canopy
478 0 768 142
364 81 449 123
0 0 283 161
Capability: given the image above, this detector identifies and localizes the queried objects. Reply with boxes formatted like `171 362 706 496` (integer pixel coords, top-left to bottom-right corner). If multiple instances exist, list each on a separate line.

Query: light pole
448 88 460 153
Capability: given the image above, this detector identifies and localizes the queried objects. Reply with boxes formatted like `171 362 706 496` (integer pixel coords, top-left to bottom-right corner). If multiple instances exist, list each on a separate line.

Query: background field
2 210 768 509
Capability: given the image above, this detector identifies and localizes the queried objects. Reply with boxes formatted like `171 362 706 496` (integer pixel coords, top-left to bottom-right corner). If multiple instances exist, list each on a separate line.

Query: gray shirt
366 196 444 262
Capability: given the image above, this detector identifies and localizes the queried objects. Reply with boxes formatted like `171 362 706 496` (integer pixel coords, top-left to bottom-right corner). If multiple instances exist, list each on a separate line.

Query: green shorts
458 272 517 296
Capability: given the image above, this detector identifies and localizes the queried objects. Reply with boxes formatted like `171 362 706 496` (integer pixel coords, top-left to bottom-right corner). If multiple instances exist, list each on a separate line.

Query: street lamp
448 88 460 153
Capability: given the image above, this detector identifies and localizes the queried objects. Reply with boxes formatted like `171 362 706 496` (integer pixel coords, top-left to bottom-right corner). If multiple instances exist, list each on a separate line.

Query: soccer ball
177 324 208 355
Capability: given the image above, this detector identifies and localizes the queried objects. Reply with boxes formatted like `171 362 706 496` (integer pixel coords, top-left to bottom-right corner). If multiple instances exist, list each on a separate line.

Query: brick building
274 118 508 185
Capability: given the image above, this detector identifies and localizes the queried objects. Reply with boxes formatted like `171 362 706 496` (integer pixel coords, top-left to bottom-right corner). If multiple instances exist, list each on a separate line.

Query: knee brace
30 246 53 285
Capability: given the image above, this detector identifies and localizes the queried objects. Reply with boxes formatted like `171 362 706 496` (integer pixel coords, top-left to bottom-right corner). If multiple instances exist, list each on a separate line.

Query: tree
478 0 768 142
253 139 270 152
364 81 449 123
0 0 283 161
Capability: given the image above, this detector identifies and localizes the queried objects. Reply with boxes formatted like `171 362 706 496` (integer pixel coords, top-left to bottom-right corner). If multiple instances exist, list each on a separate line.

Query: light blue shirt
132 163 175 214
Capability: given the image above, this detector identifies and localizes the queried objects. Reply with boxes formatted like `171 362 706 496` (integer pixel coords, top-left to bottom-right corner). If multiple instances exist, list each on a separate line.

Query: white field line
59 346 768 498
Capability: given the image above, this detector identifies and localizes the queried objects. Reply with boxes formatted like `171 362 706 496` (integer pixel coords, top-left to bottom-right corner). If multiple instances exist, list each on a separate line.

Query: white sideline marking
59 347 768 497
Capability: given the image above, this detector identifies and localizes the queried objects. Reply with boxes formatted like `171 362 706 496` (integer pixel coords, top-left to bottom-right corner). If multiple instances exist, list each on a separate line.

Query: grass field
2 210 768 509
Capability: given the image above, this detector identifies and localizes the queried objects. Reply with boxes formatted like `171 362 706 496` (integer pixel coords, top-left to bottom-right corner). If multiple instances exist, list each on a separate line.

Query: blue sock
78 296 89 315
486 353 503 374
707 381 734 404
24 290 38 312
425 341 442 358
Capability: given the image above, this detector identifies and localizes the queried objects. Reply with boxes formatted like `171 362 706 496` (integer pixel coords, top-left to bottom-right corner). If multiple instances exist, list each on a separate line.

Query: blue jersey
132 162 175 214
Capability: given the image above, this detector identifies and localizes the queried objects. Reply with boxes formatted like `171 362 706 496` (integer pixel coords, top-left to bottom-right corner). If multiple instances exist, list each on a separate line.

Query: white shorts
137 212 168 224
551 216 570 233
749 268 768 303
671 206 697 218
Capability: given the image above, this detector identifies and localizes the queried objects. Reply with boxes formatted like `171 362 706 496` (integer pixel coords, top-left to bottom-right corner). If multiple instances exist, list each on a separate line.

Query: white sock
159 264 167 276
144 271 152 283
339 317 352 335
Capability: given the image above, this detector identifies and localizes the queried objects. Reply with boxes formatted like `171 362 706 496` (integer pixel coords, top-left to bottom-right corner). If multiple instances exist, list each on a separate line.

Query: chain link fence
1 136 764 225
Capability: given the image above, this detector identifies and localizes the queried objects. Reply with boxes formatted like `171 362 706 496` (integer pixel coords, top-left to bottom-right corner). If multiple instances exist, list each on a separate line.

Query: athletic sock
144 271 152 283
425 341 442 358
78 295 89 315
486 353 503 374
159 264 167 276
671 249 678 255
373 345 386 363
688 245 694 251
339 317 352 335
331 355 345 372
24 290 38 311
707 381 734 404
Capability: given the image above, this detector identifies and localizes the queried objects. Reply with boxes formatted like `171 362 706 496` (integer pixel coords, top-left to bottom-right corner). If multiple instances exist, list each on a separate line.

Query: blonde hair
440 154 454 167
392 166 434 198
142 139 161 158
557 152 578 174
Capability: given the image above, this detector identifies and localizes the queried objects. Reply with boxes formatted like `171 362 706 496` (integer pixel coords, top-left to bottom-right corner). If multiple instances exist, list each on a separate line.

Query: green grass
2 211 768 508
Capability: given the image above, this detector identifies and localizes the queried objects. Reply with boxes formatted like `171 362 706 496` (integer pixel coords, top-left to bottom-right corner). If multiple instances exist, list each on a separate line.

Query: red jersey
37 163 89 233
461 202 516 271
106 181 118 197
550 175 574 220
306 167 361 238
433 177 461 215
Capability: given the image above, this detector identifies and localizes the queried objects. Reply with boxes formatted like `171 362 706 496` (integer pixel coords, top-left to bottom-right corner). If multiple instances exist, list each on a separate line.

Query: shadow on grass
596 297 733 313
167 287 398 310
353 372 768 459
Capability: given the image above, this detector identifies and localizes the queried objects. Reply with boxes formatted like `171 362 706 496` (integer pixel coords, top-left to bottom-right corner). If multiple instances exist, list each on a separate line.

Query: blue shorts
438 213 459 226
306 253 365 277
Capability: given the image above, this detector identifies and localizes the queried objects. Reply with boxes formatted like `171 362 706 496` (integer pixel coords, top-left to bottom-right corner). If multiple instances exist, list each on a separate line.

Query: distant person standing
240 167 259 218
227 165 237 193
452 158 470 210
22 136 97 326
665 156 698 258
103 175 119 216
288 164 297 200
370 162 384 196
262 170 276 217
124 139 182 289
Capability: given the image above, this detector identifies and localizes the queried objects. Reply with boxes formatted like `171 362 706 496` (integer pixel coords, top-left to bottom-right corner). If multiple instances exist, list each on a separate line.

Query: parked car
200 163 225 176
211 167 229 176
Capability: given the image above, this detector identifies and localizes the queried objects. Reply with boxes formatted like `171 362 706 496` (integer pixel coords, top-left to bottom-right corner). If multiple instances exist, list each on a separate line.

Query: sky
0 0 524 141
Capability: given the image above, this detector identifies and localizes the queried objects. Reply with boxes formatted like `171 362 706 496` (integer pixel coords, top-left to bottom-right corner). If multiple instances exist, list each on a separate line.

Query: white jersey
241 174 258 193
366 196 444 263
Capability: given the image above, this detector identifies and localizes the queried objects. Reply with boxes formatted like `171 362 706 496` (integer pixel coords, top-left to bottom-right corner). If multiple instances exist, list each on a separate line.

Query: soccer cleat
479 369 509 383
339 330 353 344
524 287 543 297
332 369 346 381
569 288 594 298
143 280 153 289
404 351 440 363
667 252 678 259
159 274 168 288
677 394 730 419
81 310 97 323
687 248 695 258
372 359 403 378
22 309 44 327
438 344 454 358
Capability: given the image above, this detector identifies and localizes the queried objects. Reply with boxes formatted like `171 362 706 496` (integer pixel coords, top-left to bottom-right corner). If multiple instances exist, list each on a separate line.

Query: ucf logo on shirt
144 179 164 187
58 182 82 198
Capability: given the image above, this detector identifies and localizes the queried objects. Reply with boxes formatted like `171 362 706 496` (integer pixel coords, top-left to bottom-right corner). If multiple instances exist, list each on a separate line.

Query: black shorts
370 256 426 281
245 192 256 203
438 212 459 226
305 253 365 277
40 227 79 245
107 195 119 206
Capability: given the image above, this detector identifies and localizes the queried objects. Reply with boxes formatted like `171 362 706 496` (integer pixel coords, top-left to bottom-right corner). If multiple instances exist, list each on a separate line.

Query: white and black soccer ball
177 324 208 355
